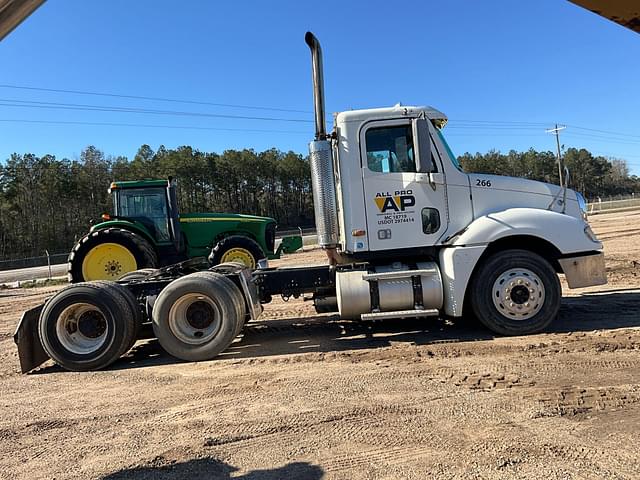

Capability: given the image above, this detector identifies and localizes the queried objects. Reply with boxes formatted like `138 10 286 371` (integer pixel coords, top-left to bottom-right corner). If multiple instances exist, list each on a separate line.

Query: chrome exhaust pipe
305 31 327 140
304 32 339 250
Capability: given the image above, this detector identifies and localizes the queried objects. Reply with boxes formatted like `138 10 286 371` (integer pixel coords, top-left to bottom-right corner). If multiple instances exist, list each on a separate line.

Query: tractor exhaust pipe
305 31 327 141
304 32 339 251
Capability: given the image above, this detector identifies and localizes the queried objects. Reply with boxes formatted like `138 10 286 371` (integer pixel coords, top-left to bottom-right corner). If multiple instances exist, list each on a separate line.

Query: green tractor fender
89 219 156 246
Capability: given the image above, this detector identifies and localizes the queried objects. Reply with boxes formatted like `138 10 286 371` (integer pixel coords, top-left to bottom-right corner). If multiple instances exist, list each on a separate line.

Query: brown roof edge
0 0 46 41
569 0 640 34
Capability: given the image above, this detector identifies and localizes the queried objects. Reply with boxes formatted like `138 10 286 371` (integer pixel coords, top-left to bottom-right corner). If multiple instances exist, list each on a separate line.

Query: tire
68 228 158 283
208 235 265 269
38 282 136 371
190 271 247 337
92 280 142 353
151 273 241 362
118 268 160 282
469 249 561 336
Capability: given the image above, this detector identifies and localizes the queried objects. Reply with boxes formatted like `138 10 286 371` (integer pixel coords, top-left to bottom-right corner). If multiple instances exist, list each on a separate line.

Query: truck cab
305 32 605 328
330 105 596 261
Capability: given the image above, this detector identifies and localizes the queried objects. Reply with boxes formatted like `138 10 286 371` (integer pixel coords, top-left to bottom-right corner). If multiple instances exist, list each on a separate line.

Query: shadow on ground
101 458 324 480
31 289 640 374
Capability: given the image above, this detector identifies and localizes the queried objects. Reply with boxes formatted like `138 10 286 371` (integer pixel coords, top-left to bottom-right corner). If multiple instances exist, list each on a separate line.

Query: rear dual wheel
152 272 246 362
38 282 139 371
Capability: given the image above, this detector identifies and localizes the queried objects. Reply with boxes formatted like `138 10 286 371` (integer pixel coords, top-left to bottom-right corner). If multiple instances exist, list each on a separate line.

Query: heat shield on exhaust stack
309 140 339 247
306 32 339 248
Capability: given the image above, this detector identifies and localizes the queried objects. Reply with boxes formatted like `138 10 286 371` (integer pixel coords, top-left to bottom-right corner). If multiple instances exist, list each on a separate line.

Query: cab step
360 308 439 321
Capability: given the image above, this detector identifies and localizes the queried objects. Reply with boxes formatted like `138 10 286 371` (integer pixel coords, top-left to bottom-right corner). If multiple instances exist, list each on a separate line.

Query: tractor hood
469 173 582 220
179 213 275 224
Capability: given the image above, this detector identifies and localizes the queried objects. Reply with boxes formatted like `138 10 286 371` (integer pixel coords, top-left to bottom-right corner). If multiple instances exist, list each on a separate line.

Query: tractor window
366 125 416 174
115 188 170 242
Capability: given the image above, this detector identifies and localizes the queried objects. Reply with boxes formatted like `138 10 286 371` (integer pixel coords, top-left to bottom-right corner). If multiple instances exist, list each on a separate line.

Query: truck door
361 118 448 251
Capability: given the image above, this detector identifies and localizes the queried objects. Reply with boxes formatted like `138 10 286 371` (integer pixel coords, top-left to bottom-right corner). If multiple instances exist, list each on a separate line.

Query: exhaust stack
305 32 339 249
305 32 327 140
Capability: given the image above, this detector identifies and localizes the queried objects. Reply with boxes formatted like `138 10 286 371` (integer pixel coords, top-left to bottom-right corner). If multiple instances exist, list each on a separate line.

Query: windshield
115 187 170 242
436 128 464 172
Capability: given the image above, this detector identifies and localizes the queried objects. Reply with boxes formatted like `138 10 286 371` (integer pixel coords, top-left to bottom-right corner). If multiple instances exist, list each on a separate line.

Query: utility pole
546 124 566 187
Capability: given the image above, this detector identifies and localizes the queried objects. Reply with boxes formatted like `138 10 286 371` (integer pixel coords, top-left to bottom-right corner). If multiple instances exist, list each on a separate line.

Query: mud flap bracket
13 304 48 373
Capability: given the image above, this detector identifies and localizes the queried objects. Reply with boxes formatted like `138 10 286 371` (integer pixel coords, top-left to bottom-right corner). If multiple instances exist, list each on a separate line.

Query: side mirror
413 117 432 173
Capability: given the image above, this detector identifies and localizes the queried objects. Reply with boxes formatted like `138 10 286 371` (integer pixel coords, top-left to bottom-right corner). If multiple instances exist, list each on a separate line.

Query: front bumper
558 252 607 289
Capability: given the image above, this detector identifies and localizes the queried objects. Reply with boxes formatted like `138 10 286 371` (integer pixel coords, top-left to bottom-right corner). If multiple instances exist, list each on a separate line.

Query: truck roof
334 104 448 128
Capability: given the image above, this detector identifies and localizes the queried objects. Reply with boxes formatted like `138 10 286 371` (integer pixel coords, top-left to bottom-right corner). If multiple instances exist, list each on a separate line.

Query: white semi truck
14 32 606 373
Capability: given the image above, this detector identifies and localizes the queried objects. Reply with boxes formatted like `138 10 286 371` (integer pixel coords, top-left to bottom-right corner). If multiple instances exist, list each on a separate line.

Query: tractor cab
108 179 183 253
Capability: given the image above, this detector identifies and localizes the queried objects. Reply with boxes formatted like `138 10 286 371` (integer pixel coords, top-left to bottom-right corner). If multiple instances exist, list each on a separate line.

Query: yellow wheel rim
81 243 137 281
220 248 256 268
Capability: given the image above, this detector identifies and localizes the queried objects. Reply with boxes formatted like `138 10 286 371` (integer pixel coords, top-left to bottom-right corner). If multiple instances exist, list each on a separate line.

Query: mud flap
13 304 48 373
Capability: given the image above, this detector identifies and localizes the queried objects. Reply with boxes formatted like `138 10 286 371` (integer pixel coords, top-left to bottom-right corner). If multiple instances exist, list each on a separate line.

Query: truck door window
366 125 416 173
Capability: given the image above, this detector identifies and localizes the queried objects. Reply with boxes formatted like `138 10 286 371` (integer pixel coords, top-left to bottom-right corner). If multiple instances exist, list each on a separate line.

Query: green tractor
68 179 302 282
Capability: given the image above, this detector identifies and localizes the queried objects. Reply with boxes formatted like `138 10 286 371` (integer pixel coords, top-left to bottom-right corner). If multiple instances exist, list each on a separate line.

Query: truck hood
469 173 581 219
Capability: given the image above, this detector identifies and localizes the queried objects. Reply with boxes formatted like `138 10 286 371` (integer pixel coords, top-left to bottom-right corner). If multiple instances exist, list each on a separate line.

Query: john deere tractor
68 179 301 282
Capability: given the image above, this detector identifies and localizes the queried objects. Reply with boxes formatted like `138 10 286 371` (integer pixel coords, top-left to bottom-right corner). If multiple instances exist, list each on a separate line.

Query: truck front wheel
469 249 561 336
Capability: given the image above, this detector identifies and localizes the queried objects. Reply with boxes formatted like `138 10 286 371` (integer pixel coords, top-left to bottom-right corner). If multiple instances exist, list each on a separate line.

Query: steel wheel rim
220 248 255 268
82 242 137 280
492 268 545 320
56 303 109 355
168 293 221 345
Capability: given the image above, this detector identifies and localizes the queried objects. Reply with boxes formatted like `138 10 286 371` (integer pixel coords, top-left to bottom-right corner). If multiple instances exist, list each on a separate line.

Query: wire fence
586 194 640 213
275 226 317 238
0 251 68 272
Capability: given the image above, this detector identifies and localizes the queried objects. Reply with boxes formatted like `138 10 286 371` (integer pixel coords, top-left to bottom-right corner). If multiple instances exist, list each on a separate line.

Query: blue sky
1 0 639 174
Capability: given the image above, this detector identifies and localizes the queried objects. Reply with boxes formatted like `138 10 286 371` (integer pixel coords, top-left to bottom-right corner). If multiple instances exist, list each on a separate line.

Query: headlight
576 192 588 221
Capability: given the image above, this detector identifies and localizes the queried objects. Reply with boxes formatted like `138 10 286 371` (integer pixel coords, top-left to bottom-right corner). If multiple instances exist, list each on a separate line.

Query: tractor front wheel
209 235 265 269
68 228 158 283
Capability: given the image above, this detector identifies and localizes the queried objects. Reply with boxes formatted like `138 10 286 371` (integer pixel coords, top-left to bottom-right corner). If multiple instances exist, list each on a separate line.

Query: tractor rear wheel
68 228 158 283
209 235 265 269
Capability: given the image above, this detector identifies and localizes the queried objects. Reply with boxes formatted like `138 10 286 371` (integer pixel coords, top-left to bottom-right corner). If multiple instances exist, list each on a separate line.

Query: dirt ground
1 211 639 480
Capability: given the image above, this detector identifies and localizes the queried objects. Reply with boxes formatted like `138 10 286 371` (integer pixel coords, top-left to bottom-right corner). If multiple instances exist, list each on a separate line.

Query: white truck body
324 104 604 319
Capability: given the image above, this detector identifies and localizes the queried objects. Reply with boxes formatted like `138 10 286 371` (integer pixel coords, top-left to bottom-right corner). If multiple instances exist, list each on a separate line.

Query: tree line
0 144 638 261
0 145 313 260
458 147 639 200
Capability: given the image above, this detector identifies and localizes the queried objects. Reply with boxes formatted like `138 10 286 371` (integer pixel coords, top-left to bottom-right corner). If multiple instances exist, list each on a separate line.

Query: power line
562 132 640 146
565 124 640 140
449 119 550 126
0 118 309 134
0 84 313 114
0 98 314 123
451 119 640 141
